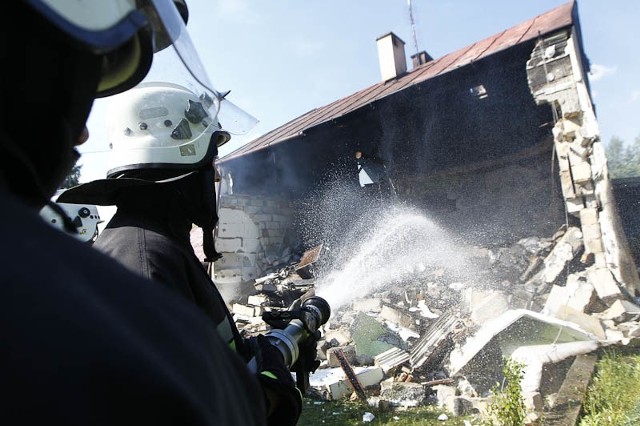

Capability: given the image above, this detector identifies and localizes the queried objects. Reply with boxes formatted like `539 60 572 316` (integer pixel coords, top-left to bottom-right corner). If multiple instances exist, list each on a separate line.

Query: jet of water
315 204 470 311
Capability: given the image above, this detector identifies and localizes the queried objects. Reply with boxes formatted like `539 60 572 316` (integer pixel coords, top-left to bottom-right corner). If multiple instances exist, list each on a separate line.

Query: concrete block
215 268 242 280
470 291 509 325
214 253 245 269
248 294 269 306
558 118 582 139
581 222 602 243
219 208 247 224
579 207 599 227
380 305 415 329
232 303 257 318
434 384 457 409
309 367 384 400
544 305 606 340
380 381 427 407
587 267 623 304
584 234 605 255
571 163 593 183
216 238 242 252
570 144 591 160
253 214 272 223
352 298 383 313
242 266 258 282
272 214 290 224
219 197 238 207
249 198 265 207
599 299 640 323
555 141 570 158
568 150 588 167
565 198 584 214
576 181 595 197
323 329 352 347
242 238 261 253
605 328 626 343
560 170 576 199
217 222 245 238
544 279 597 314
327 345 357 368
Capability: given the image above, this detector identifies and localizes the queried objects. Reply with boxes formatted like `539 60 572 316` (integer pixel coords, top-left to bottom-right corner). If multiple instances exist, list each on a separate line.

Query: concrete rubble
228 226 640 422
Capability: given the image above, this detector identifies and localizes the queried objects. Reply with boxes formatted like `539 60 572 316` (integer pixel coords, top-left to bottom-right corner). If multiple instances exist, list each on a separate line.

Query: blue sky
78 0 640 183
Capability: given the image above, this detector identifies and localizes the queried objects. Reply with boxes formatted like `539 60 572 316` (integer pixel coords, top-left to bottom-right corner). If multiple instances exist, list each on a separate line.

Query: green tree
606 135 640 178
60 164 82 189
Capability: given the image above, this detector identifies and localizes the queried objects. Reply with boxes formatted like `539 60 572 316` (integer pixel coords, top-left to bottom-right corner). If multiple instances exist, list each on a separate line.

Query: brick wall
213 193 295 287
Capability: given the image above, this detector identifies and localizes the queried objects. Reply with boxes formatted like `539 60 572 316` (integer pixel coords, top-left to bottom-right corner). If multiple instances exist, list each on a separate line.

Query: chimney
376 32 407 81
411 51 433 69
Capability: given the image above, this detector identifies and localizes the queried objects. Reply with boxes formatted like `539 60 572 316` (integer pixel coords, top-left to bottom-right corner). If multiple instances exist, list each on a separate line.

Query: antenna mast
407 0 420 56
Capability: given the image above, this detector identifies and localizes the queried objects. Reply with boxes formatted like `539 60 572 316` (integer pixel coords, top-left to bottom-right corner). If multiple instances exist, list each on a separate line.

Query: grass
481 358 527 426
580 347 640 426
298 399 471 425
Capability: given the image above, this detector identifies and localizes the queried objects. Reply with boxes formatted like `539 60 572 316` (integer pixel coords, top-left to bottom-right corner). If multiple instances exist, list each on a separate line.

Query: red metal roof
222 1 575 161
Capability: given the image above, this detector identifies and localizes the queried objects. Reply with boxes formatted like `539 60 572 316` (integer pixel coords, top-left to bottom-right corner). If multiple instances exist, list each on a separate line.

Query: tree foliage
606 135 640 178
60 164 82 189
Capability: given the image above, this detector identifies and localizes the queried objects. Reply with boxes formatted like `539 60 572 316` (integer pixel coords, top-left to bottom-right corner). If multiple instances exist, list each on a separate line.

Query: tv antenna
407 0 420 56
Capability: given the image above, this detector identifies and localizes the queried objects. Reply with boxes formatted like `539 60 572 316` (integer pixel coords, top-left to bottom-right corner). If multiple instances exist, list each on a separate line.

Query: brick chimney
411 51 433 69
376 32 407 81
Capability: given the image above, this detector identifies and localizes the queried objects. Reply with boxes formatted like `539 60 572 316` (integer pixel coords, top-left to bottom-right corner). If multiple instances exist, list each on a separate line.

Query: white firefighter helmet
25 0 194 98
40 202 103 243
105 82 231 178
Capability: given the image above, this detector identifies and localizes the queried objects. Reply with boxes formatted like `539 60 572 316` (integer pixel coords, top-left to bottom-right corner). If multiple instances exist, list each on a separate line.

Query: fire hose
248 296 331 393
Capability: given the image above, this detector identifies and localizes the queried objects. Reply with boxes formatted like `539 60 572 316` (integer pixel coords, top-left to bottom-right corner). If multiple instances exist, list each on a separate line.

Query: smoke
297 179 475 311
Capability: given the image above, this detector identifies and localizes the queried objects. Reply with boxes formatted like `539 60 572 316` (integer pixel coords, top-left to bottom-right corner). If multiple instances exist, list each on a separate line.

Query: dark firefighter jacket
93 193 302 425
0 189 266 425
93 199 248 358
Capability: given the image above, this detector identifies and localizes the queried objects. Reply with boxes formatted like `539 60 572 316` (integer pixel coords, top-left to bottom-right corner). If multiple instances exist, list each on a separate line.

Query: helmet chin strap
202 224 222 262
199 166 222 262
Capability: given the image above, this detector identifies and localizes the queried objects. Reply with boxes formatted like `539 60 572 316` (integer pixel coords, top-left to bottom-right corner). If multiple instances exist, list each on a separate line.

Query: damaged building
197 0 640 422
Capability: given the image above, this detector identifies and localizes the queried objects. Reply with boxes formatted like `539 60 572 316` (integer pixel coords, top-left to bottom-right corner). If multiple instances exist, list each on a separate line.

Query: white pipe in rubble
510 340 599 395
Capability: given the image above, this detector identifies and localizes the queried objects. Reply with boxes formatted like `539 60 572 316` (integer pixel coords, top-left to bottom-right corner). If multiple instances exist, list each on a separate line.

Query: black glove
291 330 321 374
248 334 302 426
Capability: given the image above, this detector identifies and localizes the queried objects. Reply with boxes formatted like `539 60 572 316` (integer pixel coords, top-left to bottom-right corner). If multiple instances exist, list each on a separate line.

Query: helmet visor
143 0 258 135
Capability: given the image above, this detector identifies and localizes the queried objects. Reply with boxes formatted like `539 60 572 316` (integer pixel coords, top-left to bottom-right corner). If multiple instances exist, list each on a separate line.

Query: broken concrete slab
309 366 384 400
541 226 583 284
597 299 640 323
379 305 416 329
410 310 461 371
350 313 396 358
380 380 427 408
467 290 510 325
373 347 411 374
587 267 624 304
448 309 600 378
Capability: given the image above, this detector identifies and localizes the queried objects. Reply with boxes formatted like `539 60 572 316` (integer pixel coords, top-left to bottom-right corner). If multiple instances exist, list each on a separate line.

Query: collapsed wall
526 27 640 296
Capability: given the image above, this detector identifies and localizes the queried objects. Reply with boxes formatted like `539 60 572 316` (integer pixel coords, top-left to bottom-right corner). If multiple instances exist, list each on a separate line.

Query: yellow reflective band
98 35 141 94
216 319 235 345
260 371 277 380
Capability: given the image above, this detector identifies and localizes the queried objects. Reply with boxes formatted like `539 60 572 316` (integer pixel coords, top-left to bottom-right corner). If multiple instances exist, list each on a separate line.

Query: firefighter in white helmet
60 82 305 426
1 1 266 424
39 201 102 243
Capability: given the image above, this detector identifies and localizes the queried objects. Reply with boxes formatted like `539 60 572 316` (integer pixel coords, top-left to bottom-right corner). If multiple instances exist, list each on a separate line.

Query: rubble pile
230 227 640 422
